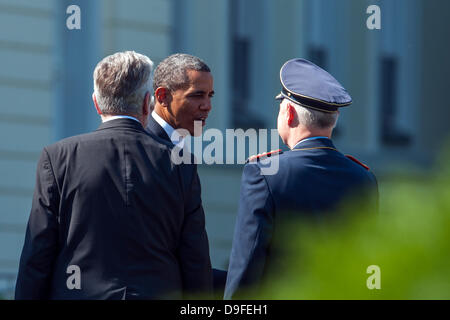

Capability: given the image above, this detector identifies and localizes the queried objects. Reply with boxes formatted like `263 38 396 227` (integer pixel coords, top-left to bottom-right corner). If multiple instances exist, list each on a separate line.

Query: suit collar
96 118 145 132
146 112 172 143
291 137 337 151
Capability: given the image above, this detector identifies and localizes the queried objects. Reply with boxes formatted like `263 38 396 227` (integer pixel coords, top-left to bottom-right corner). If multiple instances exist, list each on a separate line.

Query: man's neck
287 128 332 149
154 105 176 129
101 114 142 125
151 110 185 147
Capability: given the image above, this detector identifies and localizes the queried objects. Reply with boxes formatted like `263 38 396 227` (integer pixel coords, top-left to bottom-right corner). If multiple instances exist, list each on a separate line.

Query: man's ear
92 93 102 115
287 103 295 126
142 91 150 117
155 87 169 106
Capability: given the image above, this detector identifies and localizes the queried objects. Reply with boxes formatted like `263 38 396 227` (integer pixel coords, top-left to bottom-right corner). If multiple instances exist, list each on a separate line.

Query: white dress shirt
102 115 140 123
151 111 185 148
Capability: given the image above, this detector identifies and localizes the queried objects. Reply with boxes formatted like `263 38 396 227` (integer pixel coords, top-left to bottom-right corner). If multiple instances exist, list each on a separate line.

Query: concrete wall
420 0 450 160
101 0 171 64
0 0 56 296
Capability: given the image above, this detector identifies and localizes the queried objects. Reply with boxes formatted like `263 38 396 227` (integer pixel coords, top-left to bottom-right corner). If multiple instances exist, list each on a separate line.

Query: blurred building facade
0 0 449 298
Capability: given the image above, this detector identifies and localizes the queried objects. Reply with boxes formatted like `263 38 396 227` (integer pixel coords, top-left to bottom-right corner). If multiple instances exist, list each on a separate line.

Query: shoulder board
246 149 283 164
345 154 370 171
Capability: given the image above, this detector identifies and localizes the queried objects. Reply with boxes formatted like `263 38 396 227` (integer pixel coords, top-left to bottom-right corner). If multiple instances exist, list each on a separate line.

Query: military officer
224 58 379 299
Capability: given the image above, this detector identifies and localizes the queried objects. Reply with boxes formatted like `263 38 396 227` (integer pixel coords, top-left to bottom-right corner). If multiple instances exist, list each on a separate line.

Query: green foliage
245 153 450 300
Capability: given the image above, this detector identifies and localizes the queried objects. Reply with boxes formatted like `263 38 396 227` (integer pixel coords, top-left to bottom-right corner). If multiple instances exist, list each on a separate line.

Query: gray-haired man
15 51 213 299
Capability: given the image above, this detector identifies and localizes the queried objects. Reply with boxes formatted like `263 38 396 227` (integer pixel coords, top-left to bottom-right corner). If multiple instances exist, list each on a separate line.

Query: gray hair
287 99 339 129
93 51 154 116
153 53 210 92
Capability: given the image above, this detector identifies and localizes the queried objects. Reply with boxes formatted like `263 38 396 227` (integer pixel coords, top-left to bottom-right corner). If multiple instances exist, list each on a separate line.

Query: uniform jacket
224 137 378 299
15 118 212 299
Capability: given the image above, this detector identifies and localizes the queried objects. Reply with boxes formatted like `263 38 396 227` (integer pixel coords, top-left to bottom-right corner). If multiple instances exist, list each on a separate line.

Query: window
379 56 411 146
229 0 266 130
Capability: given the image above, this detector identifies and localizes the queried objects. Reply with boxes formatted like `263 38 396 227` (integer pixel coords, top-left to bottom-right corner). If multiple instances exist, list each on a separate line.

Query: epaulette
246 149 283 164
345 154 370 171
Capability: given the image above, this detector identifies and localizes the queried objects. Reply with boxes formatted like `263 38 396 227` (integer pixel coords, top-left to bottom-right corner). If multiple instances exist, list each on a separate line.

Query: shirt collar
292 136 330 149
151 111 185 148
102 115 140 123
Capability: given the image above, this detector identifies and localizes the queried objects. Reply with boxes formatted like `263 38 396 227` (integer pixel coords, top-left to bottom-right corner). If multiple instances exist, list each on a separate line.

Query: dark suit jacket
224 138 378 299
15 118 213 299
146 115 227 298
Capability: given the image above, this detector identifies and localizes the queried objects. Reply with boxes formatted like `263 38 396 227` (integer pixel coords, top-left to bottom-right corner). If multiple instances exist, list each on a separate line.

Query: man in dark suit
15 51 213 299
224 59 379 299
146 53 226 298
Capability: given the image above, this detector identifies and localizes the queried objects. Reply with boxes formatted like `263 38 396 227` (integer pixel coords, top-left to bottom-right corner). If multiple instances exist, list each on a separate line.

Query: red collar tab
345 154 370 171
247 149 283 163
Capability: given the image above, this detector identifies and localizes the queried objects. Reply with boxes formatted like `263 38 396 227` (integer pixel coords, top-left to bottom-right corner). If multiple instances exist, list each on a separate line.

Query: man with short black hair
147 53 226 297
148 53 214 141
